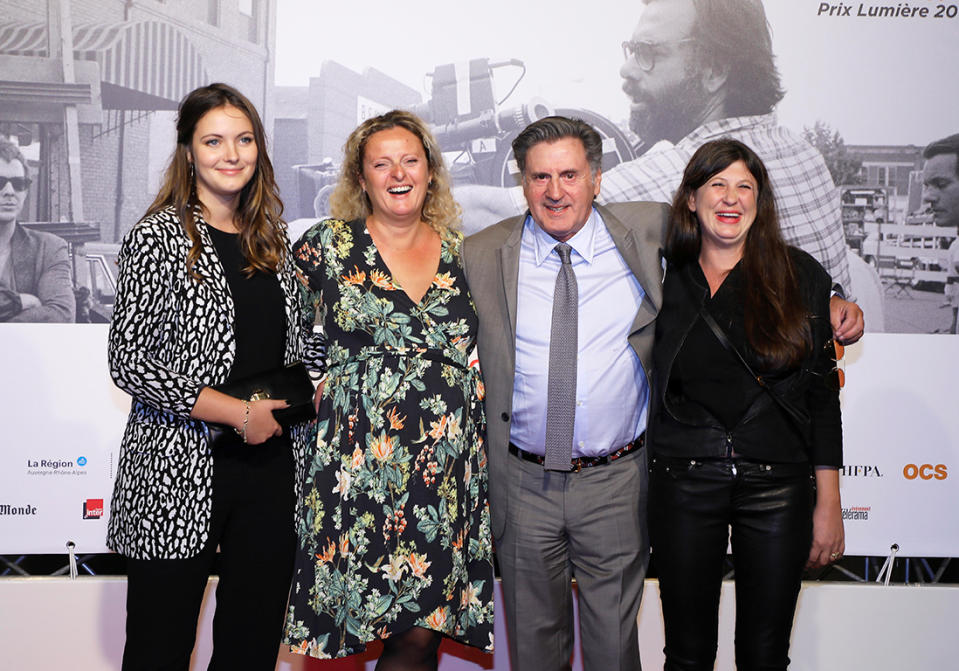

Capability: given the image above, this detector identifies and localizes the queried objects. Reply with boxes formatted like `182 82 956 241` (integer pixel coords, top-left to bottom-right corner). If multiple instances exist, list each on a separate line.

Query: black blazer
648 247 842 467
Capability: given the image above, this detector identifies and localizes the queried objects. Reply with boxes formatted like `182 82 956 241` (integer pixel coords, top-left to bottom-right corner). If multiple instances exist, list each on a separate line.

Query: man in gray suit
463 116 864 671
462 116 667 671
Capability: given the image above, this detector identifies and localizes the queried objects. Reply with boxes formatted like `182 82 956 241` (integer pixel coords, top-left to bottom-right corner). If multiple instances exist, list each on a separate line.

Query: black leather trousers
649 456 814 671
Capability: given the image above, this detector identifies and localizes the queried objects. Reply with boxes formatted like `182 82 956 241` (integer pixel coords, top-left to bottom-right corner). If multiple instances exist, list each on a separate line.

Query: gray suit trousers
496 447 649 671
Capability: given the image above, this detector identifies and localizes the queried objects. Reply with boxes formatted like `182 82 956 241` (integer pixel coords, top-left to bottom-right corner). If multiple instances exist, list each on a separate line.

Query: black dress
283 218 494 659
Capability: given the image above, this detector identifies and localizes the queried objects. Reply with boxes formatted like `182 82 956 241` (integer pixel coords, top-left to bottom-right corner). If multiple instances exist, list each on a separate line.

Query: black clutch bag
212 361 316 425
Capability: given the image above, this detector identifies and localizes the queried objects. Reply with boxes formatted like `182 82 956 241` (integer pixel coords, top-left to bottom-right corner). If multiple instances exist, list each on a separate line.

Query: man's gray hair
512 116 603 176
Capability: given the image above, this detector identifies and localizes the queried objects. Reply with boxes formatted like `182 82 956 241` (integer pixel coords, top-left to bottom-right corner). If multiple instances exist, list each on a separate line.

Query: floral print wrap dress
284 218 494 659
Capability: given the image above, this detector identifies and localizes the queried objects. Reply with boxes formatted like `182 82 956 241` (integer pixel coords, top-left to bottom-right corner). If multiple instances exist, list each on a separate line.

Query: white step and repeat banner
0 325 127 554
3 330 958 556
1 0 958 556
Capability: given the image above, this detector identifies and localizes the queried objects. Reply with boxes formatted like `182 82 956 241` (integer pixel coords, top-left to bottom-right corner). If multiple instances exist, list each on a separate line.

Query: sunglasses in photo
809 339 845 390
0 176 31 192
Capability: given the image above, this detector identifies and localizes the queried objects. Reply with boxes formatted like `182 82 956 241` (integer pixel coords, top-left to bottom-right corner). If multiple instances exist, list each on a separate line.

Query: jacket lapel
191 216 235 325
498 215 525 348
10 224 39 292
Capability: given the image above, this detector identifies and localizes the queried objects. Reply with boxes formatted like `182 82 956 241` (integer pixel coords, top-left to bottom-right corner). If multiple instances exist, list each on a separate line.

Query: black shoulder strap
698 305 765 387
698 304 810 427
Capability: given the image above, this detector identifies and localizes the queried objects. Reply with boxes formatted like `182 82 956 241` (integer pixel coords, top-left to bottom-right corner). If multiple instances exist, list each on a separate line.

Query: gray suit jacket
462 201 669 538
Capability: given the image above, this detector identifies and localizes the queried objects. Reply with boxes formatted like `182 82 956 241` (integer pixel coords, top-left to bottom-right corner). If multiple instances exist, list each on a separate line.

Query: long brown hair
145 83 285 278
665 139 811 368
329 109 460 234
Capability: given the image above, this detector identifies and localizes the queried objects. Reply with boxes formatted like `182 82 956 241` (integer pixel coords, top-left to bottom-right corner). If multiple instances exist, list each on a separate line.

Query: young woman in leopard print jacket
107 83 319 670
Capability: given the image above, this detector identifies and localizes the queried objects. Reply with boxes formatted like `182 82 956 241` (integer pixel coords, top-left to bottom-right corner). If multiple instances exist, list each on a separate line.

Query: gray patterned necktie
544 242 578 471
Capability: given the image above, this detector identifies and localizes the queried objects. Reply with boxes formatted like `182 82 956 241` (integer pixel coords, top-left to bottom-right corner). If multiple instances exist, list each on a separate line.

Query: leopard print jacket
107 206 319 559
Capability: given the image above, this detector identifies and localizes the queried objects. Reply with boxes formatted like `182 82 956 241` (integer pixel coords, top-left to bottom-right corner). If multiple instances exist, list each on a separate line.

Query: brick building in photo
0 0 277 244
273 62 422 222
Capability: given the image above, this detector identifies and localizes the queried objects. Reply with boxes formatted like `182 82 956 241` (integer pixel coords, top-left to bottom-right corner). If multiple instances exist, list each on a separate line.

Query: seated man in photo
0 137 74 323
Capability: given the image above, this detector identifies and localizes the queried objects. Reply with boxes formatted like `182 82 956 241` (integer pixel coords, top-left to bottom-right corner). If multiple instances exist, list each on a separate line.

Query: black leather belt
508 432 645 472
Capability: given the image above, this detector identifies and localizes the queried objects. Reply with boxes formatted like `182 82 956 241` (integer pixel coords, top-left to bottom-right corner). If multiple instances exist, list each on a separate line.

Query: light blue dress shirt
510 207 649 458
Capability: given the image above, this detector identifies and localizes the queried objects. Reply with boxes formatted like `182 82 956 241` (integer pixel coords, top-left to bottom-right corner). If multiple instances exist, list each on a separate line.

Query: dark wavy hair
145 83 285 278
666 139 810 368
0 136 30 175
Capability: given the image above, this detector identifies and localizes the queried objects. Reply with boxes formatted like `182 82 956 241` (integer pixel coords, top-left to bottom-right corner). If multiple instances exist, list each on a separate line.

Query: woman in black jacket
108 83 317 670
648 139 844 671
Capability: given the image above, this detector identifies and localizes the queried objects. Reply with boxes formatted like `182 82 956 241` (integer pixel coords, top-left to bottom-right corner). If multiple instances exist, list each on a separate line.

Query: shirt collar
524 206 600 267
676 112 775 151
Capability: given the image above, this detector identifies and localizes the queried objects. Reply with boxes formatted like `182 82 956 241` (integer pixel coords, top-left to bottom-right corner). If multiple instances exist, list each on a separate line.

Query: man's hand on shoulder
829 295 864 344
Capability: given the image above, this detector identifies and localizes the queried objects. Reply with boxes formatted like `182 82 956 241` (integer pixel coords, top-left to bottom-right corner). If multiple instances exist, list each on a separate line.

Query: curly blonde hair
329 110 460 234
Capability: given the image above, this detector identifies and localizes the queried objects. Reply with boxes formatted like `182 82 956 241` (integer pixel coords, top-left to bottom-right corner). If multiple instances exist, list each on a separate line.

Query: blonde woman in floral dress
284 110 493 670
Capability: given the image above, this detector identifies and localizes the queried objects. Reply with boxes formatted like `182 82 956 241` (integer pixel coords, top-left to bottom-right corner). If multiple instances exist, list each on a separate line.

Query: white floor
1 577 955 670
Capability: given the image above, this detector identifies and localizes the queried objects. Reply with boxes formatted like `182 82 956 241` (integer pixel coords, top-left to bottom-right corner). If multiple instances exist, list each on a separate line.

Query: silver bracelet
234 399 250 443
